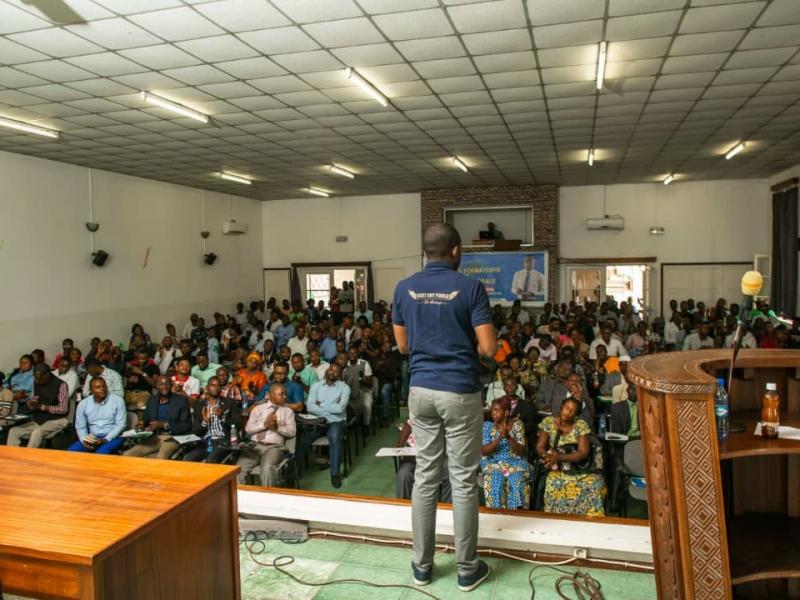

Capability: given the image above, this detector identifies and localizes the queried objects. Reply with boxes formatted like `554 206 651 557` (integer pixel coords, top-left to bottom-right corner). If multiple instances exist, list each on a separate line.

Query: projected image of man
511 255 545 300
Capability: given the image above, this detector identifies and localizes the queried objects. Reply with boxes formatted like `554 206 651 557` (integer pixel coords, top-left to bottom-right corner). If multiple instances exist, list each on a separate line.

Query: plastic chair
616 439 647 517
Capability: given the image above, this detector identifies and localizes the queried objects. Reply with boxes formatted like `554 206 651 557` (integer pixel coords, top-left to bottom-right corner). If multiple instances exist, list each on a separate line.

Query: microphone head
741 270 764 296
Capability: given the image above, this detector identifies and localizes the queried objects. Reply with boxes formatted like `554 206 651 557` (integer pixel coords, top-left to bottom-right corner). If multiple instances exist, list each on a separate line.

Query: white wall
0 150 263 369
262 193 422 303
559 179 771 312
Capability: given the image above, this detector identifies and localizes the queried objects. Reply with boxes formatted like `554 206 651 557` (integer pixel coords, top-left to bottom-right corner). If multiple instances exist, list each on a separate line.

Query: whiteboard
661 263 751 317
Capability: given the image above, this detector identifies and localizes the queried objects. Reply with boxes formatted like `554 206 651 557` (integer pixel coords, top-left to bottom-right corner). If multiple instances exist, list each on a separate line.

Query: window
306 273 331 305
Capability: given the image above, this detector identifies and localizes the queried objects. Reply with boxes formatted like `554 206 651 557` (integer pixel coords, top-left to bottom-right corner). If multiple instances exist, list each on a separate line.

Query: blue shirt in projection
392 261 492 394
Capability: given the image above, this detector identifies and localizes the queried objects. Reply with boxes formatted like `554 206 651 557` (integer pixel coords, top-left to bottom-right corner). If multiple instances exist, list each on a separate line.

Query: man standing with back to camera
393 223 497 592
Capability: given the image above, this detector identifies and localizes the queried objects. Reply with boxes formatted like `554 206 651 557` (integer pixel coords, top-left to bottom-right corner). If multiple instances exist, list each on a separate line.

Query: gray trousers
409 386 482 577
236 444 286 486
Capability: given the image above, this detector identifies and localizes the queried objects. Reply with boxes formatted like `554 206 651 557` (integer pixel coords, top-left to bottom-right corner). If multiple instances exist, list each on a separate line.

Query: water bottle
242 394 249 414
715 377 729 440
229 424 239 447
598 413 607 438
206 434 213 456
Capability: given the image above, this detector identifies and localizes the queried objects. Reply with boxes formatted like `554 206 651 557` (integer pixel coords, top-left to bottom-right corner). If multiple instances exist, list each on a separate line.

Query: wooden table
0 446 240 599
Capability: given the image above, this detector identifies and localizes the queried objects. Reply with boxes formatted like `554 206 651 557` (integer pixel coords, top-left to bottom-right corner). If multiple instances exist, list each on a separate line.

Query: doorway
566 264 652 315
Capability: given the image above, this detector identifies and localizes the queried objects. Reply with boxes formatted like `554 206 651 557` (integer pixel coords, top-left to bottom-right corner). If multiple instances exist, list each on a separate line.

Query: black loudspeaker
91 250 109 267
203 252 217 265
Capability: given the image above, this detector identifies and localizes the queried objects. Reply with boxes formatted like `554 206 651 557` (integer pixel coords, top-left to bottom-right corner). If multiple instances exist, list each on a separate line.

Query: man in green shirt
288 353 318 400
190 352 221 390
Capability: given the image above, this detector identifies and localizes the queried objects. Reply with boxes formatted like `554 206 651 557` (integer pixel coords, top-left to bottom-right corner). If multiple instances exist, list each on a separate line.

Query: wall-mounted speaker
91 250 109 267
203 252 217 265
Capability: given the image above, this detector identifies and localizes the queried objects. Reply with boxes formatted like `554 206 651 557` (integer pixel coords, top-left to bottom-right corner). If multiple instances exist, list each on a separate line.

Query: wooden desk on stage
0 446 240 599
629 349 800 600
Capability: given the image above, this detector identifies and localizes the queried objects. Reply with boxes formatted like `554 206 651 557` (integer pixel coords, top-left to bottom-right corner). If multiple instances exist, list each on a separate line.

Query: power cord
528 564 605 600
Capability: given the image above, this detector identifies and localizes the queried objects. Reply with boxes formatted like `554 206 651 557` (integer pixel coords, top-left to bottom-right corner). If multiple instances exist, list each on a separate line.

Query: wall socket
573 547 588 559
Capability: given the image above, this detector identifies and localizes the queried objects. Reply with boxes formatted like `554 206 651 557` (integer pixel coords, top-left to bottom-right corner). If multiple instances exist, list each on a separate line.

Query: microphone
727 271 764 392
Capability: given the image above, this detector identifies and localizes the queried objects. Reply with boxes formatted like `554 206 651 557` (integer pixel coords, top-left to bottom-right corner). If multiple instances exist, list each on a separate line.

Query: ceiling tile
128 7 225 41
713 66 778 85
91 0 182 14
22 84 89 101
271 50 341 73
197 81 260 98
65 52 146 77
609 0 686 16
740 24 800 50
216 57 287 79
396 36 466 61
119 45 202 70
606 58 662 79
534 20 603 49
463 29 531 54
356 0 439 13
331 43 405 68
238 26 321 55
680 3 765 34
177 35 258 62
526 0 605 25
0 67 46 87
8 28 102 57
607 11 683 41
112 71 184 90
65 18 161 50
447 0 526 33
162 65 235 85
0 2 50 34
270 0 362 23
248 74 312 94
303 18 384 47
758 0 800 27
194 0 291 32
540 65 594 85
413 57 476 78
662 52 729 74
474 50 537 73
427 74 484 93
727 47 796 69
17 60 94 82
670 30 745 55
373 8 454 40
66 78 136 96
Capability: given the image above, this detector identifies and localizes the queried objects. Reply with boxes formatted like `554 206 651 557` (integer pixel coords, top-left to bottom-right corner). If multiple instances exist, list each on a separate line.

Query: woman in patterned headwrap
237 351 267 404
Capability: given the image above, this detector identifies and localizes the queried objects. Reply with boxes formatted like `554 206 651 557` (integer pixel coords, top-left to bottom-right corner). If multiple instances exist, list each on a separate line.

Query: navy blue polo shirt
393 261 492 393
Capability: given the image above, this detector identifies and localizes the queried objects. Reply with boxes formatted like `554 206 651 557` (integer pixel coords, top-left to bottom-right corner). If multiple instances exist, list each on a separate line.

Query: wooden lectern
629 349 800 600
0 446 240 599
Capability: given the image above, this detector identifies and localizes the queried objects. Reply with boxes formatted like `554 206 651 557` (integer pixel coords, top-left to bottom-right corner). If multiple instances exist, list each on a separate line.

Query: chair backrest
126 411 138 430
66 396 77 425
623 439 645 477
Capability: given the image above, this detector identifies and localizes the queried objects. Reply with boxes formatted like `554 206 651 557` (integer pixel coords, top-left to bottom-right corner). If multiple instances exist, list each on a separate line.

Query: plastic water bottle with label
715 377 729 440
598 413 607 439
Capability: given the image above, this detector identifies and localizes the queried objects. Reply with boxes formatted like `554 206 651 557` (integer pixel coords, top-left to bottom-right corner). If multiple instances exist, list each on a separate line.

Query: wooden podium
629 349 800 600
0 446 240 599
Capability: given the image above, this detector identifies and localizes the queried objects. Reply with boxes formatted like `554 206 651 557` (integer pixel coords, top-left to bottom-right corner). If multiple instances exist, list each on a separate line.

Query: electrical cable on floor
241 528 651 599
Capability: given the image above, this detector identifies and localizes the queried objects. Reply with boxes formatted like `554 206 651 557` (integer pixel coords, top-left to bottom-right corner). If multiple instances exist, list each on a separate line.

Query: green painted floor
238 537 657 600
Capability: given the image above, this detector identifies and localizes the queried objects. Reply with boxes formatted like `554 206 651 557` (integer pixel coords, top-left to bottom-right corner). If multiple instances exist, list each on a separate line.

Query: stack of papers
121 429 153 439
754 423 800 441
172 434 202 445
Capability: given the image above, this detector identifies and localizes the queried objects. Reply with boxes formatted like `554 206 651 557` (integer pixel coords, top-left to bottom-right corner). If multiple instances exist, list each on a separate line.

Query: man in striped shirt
7 364 69 448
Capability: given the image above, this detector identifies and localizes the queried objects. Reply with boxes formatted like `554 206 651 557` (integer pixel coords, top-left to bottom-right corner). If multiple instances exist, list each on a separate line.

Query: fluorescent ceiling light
663 174 674 186
344 68 387 107
218 171 252 185
649 226 665 235
0 116 59 139
596 41 607 91
724 142 745 160
329 164 354 179
588 149 594 166
307 187 330 197
141 91 209 123
452 157 468 172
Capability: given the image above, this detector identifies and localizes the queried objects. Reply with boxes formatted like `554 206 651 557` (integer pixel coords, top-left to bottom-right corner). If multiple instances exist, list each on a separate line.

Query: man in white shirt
510 300 530 325
354 300 374 324
683 321 715 351
154 336 179 375
341 315 361 347
182 313 199 341
589 326 629 360
663 312 682 349
523 334 558 363
81 358 124 400
287 324 310 359
249 321 274 352
234 302 249 327
511 255 546 299
308 349 330 381
53 356 78 399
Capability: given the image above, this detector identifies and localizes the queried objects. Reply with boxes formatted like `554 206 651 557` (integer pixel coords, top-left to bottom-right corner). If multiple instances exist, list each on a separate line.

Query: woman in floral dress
536 396 606 516
480 397 530 510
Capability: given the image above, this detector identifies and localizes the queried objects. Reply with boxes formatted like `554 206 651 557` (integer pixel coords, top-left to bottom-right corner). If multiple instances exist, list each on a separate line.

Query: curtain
771 186 798 314
366 263 374 308
290 267 301 305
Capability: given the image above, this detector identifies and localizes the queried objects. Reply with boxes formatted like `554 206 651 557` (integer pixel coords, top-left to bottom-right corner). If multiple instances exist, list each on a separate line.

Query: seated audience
536 360 593 424
124 375 192 459
184 376 239 463
256 362 304 410
537 397 606 516
238 352 268 404
52 356 78 399
288 353 319 400
50 338 74 369
342 346 374 431
308 349 330 382
69 377 126 454
81 358 124 400
170 358 201 407
154 336 178 375
481 397 530 509
486 364 524 407
3 354 34 407
610 381 640 439
589 326 629 359
600 355 631 396
395 418 452 501
191 352 221 389
297 364 350 488
8 364 69 448
625 321 651 357
237 383 296 486
123 350 159 411
682 320 715 350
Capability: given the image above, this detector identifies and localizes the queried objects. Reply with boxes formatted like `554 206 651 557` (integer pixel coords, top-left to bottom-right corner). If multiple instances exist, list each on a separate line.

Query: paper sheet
754 423 800 441
375 447 417 457
121 429 153 439
172 434 202 445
